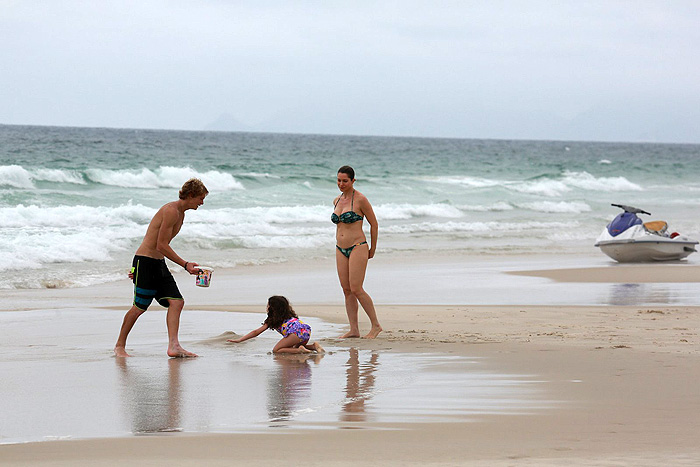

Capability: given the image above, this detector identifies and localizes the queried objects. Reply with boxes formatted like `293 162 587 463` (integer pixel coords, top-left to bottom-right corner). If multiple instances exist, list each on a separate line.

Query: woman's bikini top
331 190 364 224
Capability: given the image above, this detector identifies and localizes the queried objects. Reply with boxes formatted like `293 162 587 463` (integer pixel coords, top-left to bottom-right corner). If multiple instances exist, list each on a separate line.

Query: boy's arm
228 324 268 343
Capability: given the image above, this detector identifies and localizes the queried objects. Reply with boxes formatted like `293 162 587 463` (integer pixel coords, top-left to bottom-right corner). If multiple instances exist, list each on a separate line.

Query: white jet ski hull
596 239 697 262
595 225 698 262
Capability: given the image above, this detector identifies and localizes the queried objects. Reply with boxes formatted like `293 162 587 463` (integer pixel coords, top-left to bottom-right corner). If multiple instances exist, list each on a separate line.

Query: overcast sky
1 1 699 143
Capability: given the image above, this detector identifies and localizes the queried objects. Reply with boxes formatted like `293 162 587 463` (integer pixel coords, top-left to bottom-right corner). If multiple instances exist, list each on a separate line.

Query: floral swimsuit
276 317 311 343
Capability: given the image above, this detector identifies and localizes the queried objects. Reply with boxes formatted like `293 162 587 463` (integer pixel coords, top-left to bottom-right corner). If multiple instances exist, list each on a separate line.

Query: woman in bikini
332 166 382 339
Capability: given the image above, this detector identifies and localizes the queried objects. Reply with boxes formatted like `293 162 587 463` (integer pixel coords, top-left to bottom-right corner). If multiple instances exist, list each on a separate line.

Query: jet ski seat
643 221 668 235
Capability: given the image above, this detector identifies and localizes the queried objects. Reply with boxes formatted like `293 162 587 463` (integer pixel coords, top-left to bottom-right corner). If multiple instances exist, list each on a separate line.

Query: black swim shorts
131 255 183 311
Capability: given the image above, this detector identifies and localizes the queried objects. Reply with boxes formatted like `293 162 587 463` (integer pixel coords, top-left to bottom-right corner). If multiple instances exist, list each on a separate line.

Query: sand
1 255 699 466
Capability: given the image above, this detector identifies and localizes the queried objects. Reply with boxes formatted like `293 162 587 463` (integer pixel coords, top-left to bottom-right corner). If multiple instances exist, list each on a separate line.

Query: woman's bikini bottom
336 241 367 258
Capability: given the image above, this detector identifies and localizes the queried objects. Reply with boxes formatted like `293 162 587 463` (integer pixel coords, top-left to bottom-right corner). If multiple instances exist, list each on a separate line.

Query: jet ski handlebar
611 204 651 216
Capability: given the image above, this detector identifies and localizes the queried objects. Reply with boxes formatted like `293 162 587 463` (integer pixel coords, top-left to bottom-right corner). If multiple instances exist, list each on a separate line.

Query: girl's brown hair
264 295 298 329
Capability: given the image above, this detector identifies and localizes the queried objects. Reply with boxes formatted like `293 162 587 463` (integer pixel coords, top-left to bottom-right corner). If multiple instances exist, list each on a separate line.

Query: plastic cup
195 267 213 287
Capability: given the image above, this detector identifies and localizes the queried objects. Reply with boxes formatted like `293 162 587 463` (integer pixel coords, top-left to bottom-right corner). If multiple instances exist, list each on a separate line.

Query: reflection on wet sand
115 358 190 434
607 283 672 306
267 353 324 424
342 348 379 423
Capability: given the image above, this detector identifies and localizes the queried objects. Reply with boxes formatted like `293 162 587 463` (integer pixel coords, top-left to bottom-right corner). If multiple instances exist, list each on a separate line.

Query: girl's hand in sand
227 338 242 343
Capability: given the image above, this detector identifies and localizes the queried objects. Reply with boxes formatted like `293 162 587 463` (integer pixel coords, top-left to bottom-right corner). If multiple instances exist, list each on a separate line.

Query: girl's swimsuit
276 317 311 343
332 190 367 258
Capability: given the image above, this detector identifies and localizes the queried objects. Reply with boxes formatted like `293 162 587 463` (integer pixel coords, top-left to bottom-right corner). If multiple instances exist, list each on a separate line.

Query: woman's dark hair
264 295 298 329
337 165 355 180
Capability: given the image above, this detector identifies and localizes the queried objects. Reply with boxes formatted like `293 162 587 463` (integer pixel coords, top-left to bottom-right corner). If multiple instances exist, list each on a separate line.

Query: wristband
184 262 189 270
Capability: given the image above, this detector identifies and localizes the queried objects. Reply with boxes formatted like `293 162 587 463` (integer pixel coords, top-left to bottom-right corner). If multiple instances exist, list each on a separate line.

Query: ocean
2 124 700 290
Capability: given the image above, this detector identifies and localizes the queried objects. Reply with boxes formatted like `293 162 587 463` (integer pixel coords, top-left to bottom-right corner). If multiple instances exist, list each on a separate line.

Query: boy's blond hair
179 178 209 199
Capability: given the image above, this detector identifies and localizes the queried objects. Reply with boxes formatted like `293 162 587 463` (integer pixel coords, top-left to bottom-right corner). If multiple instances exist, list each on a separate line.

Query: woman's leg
336 248 361 338
347 244 382 339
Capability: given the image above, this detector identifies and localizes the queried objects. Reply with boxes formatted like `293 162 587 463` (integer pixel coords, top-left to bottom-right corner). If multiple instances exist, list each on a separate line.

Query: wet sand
1 255 699 465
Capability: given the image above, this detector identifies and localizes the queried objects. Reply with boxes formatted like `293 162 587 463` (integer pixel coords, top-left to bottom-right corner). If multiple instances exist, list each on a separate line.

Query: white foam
238 235 329 249
85 166 244 191
511 179 571 197
517 201 591 213
459 202 514 212
562 171 642 192
191 205 329 225
0 165 34 189
429 175 503 188
598 159 612 164
383 220 573 235
32 168 86 184
0 203 154 228
239 172 281 179
375 203 463 220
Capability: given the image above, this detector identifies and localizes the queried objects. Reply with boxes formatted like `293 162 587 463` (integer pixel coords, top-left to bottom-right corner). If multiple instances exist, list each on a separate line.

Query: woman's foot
340 330 361 338
114 346 131 357
363 325 383 339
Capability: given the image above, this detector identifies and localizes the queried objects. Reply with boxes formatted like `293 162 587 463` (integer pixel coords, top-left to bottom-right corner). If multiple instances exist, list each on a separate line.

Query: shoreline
2 255 699 465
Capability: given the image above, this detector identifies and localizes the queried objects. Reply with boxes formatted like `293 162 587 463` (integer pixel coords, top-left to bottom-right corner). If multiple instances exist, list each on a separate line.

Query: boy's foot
363 325 383 339
167 344 198 358
114 346 131 357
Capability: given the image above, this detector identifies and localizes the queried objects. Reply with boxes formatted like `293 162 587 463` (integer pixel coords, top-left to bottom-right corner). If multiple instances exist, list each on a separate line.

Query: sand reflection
342 348 379 422
267 353 324 423
115 358 190 434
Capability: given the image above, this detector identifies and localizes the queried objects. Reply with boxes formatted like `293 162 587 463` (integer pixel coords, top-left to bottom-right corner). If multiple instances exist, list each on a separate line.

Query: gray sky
1 1 699 143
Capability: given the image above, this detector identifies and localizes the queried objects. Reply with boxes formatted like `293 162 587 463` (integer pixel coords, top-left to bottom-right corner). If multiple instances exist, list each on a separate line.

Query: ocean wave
382 220 574 234
0 203 154 228
238 172 281 179
0 227 133 273
85 166 244 191
191 203 464 226
375 203 463 219
191 206 329 225
0 165 244 191
458 202 514 212
428 175 502 188
33 168 86 184
561 171 642 192
425 171 642 197
511 171 642 197
238 235 328 249
516 201 591 213
0 165 87 187
510 179 571 197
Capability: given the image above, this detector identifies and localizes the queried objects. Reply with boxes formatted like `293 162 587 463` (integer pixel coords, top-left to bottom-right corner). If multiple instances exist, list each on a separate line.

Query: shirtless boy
114 178 208 358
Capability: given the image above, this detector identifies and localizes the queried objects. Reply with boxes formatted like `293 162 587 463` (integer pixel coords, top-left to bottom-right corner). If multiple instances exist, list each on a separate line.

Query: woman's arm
227 324 268 343
362 198 378 259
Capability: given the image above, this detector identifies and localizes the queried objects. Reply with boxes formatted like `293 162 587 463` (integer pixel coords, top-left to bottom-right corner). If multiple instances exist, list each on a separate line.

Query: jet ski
594 204 698 262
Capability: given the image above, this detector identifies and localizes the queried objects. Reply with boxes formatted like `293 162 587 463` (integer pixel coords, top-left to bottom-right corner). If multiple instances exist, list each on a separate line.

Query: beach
1 254 699 466
2 127 700 464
